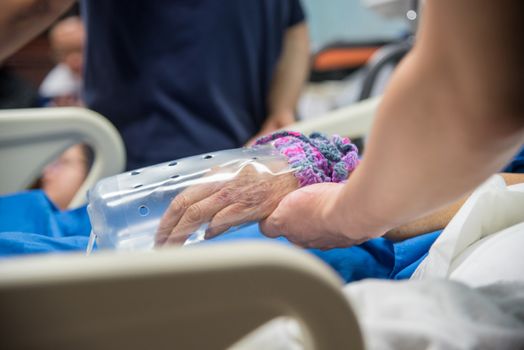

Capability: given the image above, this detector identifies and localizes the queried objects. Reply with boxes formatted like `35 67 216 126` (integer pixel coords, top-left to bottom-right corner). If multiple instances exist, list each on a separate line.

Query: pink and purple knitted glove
255 131 360 187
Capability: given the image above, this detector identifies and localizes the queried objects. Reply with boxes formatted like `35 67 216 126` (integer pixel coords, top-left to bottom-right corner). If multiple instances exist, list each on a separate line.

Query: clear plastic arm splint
87 145 297 252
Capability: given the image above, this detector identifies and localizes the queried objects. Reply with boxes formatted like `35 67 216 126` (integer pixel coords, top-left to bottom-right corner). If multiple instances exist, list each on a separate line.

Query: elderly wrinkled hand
155 161 298 246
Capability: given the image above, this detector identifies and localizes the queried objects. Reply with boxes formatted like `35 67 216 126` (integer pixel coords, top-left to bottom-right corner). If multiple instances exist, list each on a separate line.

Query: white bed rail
0 242 363 350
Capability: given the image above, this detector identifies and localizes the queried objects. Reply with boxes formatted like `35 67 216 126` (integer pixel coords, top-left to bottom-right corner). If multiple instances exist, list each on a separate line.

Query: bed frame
0 242 363 349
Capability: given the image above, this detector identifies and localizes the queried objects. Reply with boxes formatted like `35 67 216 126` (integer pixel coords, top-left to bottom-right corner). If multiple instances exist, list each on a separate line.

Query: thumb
259 197 292 238
259 217 280 238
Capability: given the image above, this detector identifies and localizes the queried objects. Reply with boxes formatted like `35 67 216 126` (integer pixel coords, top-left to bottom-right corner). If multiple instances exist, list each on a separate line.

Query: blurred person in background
36 15 88 209
79 0 309 170
39 15 84 107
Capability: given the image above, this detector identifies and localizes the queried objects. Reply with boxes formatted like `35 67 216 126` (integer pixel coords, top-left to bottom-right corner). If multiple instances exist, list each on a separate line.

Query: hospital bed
3 2 521 349
0 243 363 349
0 99 380 349
1 95 522 348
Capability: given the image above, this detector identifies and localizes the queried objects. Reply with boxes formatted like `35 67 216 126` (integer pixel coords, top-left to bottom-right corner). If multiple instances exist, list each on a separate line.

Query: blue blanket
504 146 524 173
0 190 439 283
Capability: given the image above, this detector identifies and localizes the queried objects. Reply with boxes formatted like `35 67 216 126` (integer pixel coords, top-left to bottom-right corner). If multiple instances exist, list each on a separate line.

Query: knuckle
216 187 234 204
171 194 189 213
185 204 202 224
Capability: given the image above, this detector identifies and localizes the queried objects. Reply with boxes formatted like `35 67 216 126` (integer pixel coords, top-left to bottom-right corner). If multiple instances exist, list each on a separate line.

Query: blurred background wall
301 0 408 50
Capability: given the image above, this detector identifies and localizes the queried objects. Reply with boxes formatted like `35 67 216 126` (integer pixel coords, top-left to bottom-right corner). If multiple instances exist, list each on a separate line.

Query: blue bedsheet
0 190 439 283
504 146 524 173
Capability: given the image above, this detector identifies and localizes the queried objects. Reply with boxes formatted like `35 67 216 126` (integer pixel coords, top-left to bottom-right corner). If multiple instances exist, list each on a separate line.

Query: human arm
247 21 310 145
259 170 524 249
0 0 74 62
386 173 524 241
261 0 524 248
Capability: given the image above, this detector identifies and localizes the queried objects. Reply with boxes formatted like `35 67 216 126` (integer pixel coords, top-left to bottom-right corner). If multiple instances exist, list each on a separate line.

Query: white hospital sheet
412 175 524 287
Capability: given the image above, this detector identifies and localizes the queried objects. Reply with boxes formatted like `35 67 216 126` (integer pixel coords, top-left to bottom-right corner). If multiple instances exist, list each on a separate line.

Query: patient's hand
155 162 298 246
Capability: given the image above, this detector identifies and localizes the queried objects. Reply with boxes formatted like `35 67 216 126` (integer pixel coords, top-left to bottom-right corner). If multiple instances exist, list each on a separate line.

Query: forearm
385 173 524 241
266 22 309 127
0 0 74 62
327 0 524 240
333 58 523 238
384 192 467 242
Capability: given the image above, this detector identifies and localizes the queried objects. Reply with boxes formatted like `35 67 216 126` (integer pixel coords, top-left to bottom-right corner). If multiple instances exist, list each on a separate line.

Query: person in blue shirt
80 0 309 170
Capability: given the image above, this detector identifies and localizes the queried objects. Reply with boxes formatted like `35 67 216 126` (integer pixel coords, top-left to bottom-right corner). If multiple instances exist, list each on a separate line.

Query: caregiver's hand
155 162 298 246
260 182 367 250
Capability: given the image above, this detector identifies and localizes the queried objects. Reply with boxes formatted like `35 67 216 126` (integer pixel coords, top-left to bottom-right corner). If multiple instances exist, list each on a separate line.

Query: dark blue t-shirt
81 0 305 170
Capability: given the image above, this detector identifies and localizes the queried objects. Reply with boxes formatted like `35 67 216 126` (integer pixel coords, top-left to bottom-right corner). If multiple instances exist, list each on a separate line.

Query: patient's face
41 144 89 210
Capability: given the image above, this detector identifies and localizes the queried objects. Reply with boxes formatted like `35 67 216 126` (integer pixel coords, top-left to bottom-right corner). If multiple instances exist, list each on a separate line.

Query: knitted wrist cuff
254 131 359 187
